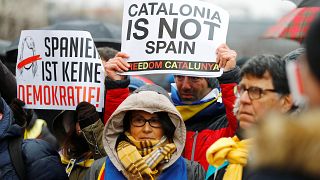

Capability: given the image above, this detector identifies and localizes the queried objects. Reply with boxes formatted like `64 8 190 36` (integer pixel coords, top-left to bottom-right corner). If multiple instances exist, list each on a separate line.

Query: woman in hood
86 84 205 180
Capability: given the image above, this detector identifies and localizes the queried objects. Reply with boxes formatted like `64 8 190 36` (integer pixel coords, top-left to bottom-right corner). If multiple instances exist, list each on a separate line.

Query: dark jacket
0 97 67 180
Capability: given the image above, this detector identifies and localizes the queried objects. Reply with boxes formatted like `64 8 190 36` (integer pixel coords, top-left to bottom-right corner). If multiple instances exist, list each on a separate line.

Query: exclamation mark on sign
96 87 100 108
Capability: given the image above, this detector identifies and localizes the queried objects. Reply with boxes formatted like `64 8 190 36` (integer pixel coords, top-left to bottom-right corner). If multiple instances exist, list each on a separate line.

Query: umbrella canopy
0 39 10 57
6 20 121 54
5 20 122 73
263 0 320 43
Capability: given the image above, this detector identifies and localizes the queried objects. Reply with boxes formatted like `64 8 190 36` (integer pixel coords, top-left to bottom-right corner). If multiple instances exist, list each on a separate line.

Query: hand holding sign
105 52 130 80
121 0 229 77
216 43 237 72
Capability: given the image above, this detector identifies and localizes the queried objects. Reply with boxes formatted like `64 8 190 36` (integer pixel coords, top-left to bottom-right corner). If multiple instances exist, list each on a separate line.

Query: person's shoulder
21 139 68 180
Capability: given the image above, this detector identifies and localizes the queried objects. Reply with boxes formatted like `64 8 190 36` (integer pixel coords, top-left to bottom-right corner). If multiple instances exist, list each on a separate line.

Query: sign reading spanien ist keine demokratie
121 0 229 77
16 30 105 111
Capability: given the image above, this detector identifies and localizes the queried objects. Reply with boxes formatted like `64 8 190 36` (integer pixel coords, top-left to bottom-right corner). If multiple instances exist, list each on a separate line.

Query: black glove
10 98 32 127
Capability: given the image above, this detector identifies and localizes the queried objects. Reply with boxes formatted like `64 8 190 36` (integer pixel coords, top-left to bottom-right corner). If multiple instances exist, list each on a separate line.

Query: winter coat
171 67 240 170
103 77 130 124
85 156 205 180
0 97 67 180
86 85 205 180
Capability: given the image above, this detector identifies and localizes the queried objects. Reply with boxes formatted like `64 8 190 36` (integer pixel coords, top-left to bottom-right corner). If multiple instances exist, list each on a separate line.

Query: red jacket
182 83 238 170
103 78 130 124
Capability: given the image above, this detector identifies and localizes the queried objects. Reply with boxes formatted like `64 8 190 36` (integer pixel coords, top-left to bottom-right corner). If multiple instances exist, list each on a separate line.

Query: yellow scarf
175 93 221 121
117 132 176 180
60 155 94 176
206 136 252 180
24 119 46 139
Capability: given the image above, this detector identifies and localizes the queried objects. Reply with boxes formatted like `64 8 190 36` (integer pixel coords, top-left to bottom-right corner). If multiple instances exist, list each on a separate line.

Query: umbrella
5 20 121 73
263 0 320 43
6 20 121 53
0 39 10 57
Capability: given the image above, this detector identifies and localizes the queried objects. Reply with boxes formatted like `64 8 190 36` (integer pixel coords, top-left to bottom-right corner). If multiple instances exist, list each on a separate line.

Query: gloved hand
10 98 33 127
76 101 99 129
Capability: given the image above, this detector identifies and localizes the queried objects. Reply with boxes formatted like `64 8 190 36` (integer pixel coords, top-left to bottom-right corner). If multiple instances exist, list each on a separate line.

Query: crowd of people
1 10 320 180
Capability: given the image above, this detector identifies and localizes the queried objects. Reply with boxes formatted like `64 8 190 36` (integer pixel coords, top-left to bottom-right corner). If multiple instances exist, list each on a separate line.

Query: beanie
76 101 99 128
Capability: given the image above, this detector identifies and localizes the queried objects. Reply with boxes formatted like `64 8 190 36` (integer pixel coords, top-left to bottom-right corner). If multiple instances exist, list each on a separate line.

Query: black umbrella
6 20 121 53
5 20 122 73
0 39 10 57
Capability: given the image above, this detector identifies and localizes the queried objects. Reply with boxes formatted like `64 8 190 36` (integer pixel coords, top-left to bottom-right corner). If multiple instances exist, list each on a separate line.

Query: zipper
191 131 198 161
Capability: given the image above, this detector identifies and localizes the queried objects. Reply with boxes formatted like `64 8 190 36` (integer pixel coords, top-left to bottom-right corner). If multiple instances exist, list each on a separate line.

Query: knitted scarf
117 132 176 180
206 136 253 180
171 84 222 121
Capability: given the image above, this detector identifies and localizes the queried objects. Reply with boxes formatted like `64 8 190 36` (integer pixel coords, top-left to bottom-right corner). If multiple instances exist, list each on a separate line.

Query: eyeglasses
237 85 278 100
131 117 162 128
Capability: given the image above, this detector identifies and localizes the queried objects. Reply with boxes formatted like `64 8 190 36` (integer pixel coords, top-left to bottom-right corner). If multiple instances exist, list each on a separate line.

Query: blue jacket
0 98 67 180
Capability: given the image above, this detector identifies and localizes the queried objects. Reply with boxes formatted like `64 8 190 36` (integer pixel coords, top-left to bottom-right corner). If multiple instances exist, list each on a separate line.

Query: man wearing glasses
236 54 296 129
206 53 299 180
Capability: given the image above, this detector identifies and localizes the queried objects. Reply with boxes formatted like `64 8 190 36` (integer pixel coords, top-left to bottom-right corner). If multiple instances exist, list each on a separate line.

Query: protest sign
16 30 105 111
121 0 229 77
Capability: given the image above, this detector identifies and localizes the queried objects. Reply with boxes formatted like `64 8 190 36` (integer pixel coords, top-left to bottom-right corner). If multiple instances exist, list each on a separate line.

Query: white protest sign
16 30 105 111
121 0 229 77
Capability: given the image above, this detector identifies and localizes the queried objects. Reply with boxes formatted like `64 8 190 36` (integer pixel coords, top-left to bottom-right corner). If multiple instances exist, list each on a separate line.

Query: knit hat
133 84 173 103
205 77 218 89
76 101 99 128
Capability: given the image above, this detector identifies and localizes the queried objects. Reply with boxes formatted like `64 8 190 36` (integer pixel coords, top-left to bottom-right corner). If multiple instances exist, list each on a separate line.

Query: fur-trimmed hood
250 110 320 177
102 86 186 176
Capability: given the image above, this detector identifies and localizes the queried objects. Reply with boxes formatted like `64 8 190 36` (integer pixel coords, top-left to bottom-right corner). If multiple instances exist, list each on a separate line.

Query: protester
246 15 320 180
102 43 240 169
52 101 106 179
85 84 205 180
171 43 239 169
97 47 130 124
206 53 299 180
17 109 58 150
0 94 67 180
